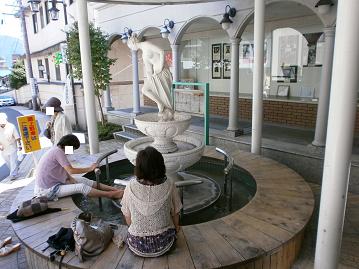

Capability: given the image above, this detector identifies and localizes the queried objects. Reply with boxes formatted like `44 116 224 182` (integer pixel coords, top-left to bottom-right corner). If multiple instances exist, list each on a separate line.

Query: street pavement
0 106 48 181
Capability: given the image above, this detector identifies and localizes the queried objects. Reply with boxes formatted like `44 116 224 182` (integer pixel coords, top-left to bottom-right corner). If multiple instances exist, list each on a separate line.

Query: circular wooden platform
10 147 314 269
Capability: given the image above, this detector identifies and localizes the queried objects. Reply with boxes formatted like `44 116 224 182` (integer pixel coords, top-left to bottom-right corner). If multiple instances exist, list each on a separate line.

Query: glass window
37 59 44 78
55 64 61 81
39 5 45 28
45 58 50 82
32 13 38 34
45 1 50 24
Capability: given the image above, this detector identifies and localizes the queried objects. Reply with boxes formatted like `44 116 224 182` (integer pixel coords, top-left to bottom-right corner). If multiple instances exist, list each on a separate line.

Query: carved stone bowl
134 113 191 153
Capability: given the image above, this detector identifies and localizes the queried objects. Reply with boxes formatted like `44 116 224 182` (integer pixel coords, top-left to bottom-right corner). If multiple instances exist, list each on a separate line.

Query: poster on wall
165 51 173 67
212 61 222 79
223 43 231 61
223 62 231 79
212 44 221 61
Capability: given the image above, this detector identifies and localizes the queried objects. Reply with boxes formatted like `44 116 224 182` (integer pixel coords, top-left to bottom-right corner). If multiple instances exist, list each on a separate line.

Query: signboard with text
17 115 41 153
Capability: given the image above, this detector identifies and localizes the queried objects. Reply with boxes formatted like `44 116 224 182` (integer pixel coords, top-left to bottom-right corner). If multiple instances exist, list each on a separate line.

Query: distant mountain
0 35 24 76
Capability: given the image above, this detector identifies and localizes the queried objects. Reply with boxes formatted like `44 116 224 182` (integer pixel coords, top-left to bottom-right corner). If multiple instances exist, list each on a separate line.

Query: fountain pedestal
124 113 205 180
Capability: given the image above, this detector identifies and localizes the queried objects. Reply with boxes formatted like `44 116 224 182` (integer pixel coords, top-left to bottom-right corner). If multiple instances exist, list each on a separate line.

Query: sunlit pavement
0 106 48 181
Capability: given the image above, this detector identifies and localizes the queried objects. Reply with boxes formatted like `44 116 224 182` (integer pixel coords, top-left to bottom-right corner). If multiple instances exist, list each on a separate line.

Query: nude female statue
127 34 174 121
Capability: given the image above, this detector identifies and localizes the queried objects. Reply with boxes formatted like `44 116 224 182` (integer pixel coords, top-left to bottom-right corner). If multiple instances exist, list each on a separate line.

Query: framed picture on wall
223 61 231 79
223 43 231 61
277 85 290 97
212 44 221 61
212 61 222 79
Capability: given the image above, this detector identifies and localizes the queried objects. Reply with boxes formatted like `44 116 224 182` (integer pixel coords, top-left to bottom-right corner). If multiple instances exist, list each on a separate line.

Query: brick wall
145 95 359 133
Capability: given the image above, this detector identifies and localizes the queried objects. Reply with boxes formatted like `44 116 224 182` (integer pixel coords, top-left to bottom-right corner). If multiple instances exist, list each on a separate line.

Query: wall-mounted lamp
121 27 133 44
220 5 236 31
48 0 61 21
315 0 334 15
28 0 41 13
160 19 175 39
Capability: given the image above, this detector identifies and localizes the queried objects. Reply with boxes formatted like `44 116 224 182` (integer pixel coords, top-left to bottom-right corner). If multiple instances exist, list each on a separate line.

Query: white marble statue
127 34 174 121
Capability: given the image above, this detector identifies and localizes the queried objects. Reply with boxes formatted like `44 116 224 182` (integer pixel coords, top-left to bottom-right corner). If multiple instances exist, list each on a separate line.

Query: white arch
108 33 122 45
138 25 161 41
173 15 224 45
234 0 336 39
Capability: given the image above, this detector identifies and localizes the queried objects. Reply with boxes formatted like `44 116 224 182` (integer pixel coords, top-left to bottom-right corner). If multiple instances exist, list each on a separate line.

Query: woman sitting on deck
121 146 182 257
34 134 123 200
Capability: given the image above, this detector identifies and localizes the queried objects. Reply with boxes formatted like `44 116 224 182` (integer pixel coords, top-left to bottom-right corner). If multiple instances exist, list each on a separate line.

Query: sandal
0 243 21 257
0 237 12 248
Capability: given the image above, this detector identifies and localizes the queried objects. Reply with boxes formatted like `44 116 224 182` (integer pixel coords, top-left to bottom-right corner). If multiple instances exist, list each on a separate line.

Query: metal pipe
215 147 234 211
96 149 118 165
105 157 110 182
94 168 102 211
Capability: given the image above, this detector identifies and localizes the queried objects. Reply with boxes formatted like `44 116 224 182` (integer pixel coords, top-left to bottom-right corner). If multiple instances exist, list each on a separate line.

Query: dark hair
57 134 80 150
135 146 166 185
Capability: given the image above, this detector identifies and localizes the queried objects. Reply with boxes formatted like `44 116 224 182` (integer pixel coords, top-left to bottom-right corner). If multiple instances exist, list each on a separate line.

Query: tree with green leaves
9 59 27 90
66 22 115 124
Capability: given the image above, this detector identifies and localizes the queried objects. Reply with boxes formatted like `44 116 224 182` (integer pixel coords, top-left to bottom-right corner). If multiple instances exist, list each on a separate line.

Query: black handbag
43 227 75 269
46 227 75 252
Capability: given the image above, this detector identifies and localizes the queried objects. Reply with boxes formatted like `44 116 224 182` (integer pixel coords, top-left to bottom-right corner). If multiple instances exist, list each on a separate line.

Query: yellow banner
17 115 41 153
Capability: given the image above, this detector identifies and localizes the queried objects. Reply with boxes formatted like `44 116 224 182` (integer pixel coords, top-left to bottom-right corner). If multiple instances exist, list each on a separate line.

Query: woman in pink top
34 134 123 200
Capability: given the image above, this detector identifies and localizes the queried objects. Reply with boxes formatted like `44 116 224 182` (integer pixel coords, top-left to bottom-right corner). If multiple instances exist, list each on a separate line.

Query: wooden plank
270 251 277 269
91 227 127 269
211 219 265 260
182 225 221 269
15 210 77 240
197 222 244 265
276 247 284 269
167 230 195 269
221 215 282 253
232 213 293 243
142 255 168 269
115 248 144 269
254 259 263 269
262 255 271 269
241 205 306 234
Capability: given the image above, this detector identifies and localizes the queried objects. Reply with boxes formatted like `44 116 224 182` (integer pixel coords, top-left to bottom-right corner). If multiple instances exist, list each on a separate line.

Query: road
0 107 43 181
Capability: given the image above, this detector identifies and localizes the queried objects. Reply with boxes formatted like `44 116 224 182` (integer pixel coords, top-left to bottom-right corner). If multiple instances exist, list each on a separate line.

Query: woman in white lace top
121 146 182 257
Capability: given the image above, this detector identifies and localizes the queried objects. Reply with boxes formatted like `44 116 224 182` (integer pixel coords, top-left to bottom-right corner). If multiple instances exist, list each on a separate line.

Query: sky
0 0 22 39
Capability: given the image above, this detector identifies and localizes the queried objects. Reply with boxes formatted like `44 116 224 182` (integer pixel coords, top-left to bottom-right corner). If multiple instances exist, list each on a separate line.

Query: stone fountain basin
124 135 205 174
135 113 191 138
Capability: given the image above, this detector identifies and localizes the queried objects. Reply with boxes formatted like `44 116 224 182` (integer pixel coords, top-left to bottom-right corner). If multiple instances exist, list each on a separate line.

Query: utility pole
18 0 39 110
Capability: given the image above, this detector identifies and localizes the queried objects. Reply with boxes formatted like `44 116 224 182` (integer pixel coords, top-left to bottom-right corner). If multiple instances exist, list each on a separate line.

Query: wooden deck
10 147 314 269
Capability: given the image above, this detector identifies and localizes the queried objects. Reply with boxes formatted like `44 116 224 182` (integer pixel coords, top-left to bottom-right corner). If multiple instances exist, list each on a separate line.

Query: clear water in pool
72 157 256 226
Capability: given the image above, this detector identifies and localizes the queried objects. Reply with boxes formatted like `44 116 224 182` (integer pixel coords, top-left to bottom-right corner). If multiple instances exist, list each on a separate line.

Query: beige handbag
71 217 113 262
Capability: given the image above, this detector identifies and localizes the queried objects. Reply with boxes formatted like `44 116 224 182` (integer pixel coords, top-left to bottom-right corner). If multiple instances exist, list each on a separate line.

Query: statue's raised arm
127 34 174 121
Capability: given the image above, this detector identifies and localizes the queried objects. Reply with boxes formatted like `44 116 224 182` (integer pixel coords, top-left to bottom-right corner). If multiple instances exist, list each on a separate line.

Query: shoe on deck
0 243 21 257
0 237 11 249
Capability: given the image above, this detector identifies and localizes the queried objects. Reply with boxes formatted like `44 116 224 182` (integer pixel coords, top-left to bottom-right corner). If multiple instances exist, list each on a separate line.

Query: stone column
76 0 99 154
314 1 359 268
171 44 180 82
131 49 141 114
312 27 335 146
251 0 265 154
104 85 113 111
227 37 241 134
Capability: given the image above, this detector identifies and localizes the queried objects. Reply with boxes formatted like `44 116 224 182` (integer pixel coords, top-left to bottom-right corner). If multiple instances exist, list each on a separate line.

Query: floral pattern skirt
127 228 176 258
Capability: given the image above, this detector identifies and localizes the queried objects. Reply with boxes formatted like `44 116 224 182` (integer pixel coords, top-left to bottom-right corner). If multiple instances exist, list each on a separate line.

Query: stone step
242 127 252 135
123 124 145 136
113 131 142 142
